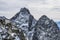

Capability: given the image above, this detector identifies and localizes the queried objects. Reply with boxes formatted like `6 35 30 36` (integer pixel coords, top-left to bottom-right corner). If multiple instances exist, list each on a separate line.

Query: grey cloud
0 0 27 11
51 7 60 12
0 1 7 5
0 0 48 11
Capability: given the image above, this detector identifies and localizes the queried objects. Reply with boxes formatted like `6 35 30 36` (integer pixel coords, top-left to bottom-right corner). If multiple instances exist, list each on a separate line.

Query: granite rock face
33 15 60 40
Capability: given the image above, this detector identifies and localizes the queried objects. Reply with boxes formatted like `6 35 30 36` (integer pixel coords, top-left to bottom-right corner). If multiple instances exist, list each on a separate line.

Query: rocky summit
11 7 36 31
33 15 60 40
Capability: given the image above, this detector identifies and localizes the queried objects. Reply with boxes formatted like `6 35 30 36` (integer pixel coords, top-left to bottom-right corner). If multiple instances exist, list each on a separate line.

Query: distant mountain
11 7 37 40
33 15 60 40
56 22 60 29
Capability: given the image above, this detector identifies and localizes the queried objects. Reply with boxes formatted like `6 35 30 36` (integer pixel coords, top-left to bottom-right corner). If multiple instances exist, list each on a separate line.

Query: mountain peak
41 15 47 17
11 7 30 20
10 7 37 40
39 15 49 20
20 7 30 14
37 15 50 25
33 15 60 40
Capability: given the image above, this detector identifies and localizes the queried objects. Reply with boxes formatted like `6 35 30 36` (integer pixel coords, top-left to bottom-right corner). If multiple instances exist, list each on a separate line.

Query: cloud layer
0 0 60 21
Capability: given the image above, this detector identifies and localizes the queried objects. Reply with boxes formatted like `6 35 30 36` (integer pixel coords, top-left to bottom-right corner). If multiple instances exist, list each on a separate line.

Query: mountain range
0 7 60 40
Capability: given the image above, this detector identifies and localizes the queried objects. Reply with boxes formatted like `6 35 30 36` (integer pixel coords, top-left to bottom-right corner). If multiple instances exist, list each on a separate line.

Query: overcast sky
0 0 60 21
